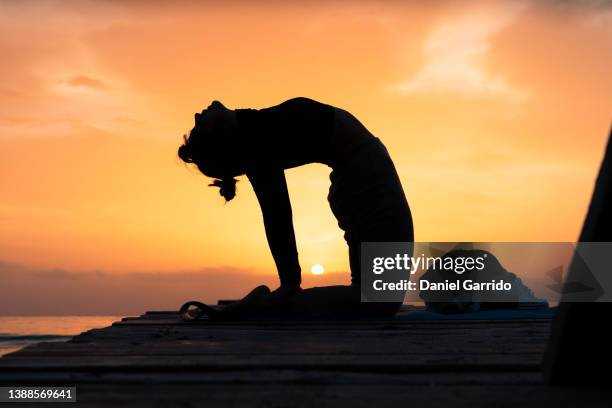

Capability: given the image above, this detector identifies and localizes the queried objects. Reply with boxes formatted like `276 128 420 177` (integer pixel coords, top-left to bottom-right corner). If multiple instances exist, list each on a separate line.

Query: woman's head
178 100 242 201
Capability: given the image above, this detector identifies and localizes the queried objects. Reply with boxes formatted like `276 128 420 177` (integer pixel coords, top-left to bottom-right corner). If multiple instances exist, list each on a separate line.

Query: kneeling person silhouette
177 97 413 320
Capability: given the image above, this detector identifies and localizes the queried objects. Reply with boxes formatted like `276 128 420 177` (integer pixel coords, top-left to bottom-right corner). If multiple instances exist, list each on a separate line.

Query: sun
311 264 325 275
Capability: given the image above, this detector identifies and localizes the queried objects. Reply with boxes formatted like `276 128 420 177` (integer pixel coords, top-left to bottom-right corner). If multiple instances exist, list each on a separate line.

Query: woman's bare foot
217 285 272 319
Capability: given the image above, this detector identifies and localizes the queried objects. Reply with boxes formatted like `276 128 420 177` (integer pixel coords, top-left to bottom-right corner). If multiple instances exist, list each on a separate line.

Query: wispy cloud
64 75 108 91
393 2 529 103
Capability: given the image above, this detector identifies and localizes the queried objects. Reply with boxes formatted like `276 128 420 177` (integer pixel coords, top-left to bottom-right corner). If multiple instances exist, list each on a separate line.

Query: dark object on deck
179 300 221 321
419 249 548 313
543 127 612 385
217 299 239 306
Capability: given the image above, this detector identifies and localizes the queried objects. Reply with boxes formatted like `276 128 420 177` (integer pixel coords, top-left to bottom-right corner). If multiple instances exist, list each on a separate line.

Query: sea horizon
0 315 122 357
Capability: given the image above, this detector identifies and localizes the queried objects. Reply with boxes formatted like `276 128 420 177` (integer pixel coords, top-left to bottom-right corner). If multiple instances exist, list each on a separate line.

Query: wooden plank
3 331 548 358
116 317 553 325
0 352 544 368
0 369 543 387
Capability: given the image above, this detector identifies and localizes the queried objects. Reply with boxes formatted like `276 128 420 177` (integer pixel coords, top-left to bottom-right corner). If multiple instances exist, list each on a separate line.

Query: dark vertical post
543 127 612 384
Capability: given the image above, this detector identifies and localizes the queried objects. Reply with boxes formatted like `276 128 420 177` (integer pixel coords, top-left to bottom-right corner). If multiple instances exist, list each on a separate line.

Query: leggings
328 137 414 285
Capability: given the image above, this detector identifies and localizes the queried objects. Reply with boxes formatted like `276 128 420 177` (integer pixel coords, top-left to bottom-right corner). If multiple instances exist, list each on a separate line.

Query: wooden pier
0 311 610 407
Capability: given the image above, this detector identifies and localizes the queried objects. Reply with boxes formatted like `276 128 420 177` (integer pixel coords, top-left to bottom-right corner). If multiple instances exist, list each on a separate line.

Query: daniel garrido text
373 279 513 292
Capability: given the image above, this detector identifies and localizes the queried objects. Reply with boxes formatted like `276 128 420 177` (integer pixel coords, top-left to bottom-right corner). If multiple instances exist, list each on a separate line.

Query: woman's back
235 97 336 170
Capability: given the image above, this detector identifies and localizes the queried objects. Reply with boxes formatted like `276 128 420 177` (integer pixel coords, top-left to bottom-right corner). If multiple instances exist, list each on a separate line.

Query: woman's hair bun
209 178 237 201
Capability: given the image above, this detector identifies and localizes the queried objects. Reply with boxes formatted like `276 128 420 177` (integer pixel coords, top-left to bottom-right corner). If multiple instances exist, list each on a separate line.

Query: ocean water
0 316 121 356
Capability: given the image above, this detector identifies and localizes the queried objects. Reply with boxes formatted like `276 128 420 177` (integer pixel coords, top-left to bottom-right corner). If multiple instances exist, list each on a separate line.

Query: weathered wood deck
0 311 610 407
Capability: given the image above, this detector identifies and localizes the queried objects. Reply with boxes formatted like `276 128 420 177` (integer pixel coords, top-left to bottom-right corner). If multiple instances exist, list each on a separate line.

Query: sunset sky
1 1 611 314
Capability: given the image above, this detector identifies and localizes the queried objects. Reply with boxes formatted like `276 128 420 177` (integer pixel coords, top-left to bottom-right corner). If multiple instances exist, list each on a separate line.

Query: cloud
0 88 21 97
585 8 612 27
393 2 529 103
0 263 349 315
64 75 108 91
0 263 265 315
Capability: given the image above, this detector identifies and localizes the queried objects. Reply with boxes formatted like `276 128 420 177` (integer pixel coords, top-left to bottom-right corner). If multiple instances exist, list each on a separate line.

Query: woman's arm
248 169 301 287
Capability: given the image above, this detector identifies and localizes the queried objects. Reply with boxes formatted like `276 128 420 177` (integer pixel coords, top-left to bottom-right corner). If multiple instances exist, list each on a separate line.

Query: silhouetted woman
178 97 413 319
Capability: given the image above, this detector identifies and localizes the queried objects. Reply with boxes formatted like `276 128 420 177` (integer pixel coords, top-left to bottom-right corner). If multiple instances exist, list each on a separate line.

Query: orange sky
1 1 611 313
